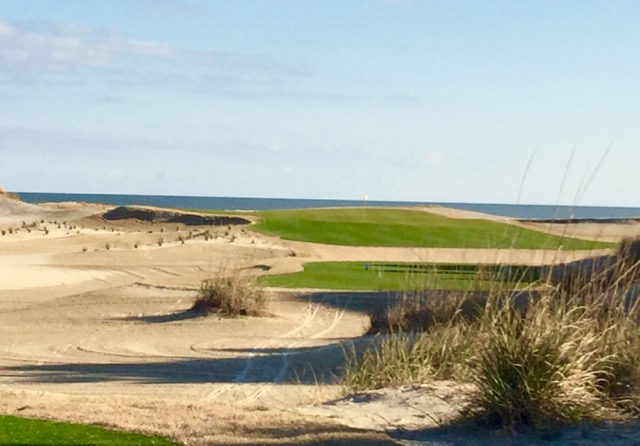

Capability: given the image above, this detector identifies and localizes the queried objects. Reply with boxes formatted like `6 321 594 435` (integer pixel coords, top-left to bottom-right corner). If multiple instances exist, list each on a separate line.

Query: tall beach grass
341 236 640 430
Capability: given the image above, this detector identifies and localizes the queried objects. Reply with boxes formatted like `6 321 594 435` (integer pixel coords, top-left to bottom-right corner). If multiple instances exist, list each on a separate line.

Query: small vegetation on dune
193 270 268 317
0 415 179 445
0 186 19 200
342 236 640 430
253 208 611 250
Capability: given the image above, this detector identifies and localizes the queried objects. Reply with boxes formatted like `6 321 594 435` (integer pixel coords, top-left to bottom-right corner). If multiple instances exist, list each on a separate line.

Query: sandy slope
521 220 640 243
0 198 637 445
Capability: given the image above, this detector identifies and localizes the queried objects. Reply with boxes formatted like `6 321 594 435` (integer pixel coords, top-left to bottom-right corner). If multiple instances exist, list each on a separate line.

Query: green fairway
258 261 541 291
0 416 179 445
252 208 611 250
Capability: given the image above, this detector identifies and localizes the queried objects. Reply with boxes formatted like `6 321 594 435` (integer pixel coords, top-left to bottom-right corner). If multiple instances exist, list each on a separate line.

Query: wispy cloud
0 20 301 90
0 21 172 71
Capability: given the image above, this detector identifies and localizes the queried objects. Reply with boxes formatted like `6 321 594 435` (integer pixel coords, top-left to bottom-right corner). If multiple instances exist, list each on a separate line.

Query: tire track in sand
200 298 324 402
241 295 353 404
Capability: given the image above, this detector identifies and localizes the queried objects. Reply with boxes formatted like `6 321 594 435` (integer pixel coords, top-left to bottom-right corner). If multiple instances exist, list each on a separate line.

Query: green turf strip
0 416 179 446
251 208 611 250
259 261 538 291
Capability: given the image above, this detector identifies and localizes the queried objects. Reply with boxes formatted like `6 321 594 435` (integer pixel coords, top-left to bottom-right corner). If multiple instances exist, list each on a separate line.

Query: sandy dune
0 198 637 445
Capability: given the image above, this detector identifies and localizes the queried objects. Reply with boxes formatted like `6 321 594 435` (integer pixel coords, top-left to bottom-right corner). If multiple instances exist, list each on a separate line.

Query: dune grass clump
471 295 611 428
193 271 268 317
343 290 485 391
0 186 19 200
367 291 487 334
343 322 474 391
342 241 640 430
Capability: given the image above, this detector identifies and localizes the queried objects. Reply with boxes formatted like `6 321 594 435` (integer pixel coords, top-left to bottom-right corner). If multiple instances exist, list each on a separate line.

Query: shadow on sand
5 291 402 387
0 338 377 386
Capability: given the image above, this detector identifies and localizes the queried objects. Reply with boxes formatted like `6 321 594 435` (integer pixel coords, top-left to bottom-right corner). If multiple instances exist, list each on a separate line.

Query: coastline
16 191 640 220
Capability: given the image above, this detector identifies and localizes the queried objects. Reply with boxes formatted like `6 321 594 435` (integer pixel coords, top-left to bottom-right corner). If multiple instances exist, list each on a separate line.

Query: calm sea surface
17 192 640 221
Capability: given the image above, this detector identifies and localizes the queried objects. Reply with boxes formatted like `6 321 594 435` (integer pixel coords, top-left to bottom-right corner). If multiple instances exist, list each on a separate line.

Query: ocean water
17 192 640 221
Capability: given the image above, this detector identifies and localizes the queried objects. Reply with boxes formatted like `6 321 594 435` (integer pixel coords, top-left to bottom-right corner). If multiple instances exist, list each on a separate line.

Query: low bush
192 271 268 317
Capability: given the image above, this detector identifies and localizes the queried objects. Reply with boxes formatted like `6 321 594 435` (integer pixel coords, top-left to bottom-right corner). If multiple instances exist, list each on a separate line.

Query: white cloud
0 21 15 37
0 20 299 90
0 21 173 71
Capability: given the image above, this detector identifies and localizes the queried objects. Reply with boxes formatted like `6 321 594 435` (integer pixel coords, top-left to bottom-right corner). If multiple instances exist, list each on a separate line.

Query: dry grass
342 237 640 430
367 290 488 334
193 269 268 317
0 186 19 200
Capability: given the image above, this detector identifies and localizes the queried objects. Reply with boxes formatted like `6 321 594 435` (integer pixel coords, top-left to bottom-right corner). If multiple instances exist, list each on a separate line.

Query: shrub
192 271 268 317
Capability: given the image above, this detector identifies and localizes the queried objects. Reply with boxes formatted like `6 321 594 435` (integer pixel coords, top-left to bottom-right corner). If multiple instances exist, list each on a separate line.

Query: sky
0 0 639 207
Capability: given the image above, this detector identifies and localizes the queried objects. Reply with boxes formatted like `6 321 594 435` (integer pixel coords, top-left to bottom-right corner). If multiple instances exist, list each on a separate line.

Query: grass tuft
193 270 268 317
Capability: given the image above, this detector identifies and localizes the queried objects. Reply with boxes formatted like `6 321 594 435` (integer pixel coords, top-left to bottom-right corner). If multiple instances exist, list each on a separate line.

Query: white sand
0 197 638 445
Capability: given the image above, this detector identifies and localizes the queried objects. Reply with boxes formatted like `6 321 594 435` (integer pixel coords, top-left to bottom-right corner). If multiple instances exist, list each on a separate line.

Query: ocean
17 192 640 221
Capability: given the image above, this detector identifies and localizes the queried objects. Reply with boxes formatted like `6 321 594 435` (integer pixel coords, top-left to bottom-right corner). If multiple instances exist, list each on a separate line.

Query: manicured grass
258 261 539 291
252 208 612 250
0 416 179 445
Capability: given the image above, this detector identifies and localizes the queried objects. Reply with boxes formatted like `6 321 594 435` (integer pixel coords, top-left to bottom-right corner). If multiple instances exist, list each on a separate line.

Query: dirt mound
103 206 251 226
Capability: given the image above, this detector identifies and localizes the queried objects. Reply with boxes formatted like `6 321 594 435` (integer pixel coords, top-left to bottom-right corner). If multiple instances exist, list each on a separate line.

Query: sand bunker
1 201 638 444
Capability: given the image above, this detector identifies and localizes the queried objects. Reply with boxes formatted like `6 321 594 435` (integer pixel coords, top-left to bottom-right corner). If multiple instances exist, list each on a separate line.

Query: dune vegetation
0 186 19 200
342 236 640 430
252 208 612 250
193 269 268 317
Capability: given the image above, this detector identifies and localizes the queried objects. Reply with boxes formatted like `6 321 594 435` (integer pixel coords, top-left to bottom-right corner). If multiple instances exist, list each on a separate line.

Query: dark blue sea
16 192 640 221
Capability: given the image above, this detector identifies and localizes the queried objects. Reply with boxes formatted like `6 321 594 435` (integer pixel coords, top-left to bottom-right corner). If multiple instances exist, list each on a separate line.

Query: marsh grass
193 269 268 317
342 236 640 430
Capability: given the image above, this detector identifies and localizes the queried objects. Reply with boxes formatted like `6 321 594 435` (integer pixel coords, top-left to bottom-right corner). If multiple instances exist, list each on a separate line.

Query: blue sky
0 0 638 206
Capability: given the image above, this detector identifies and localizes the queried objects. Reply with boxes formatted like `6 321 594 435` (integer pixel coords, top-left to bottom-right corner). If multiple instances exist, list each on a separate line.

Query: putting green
252 208 611 250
